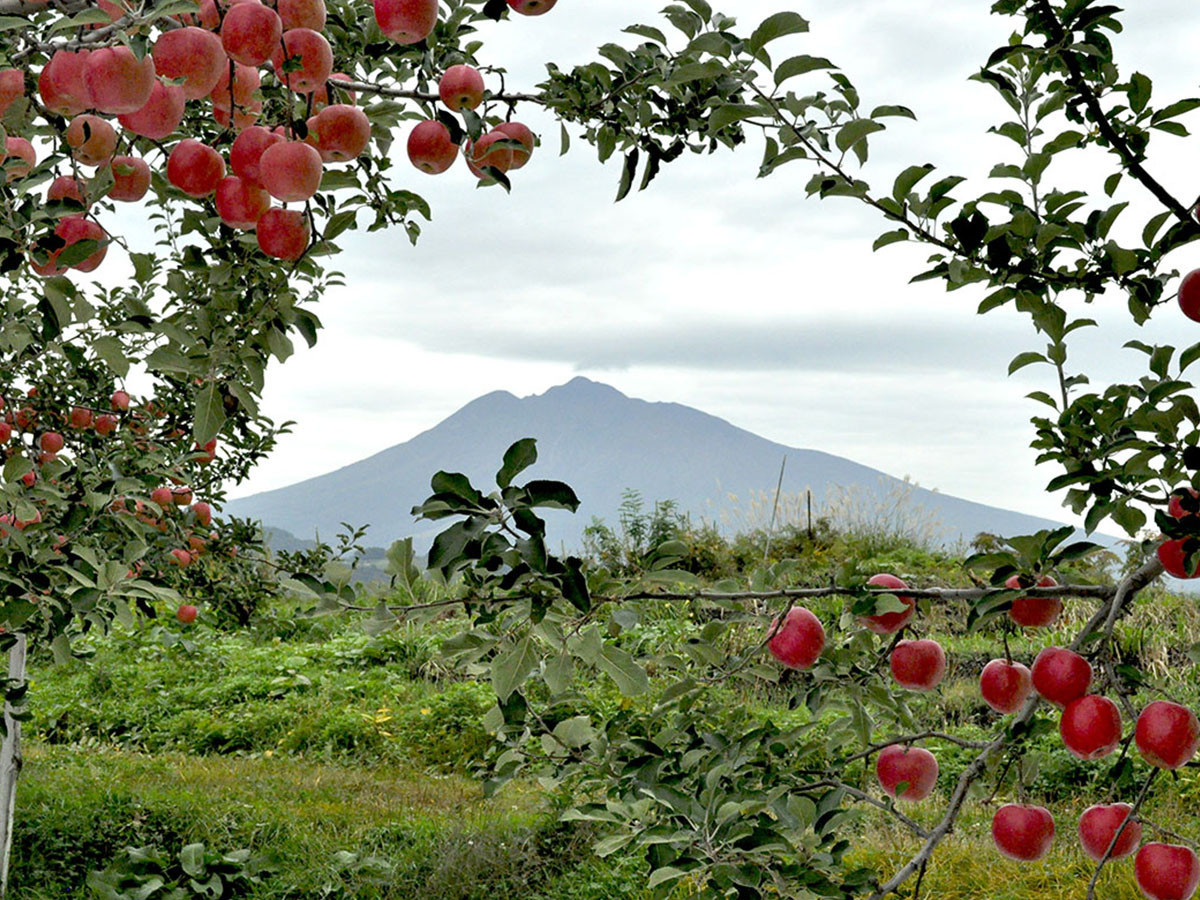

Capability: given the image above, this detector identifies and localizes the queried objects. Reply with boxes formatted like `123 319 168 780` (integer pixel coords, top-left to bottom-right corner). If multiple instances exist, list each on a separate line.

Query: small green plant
86 844 273 900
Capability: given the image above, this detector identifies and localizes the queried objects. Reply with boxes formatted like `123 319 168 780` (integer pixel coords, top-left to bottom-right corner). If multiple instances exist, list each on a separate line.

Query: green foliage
87 844 273 900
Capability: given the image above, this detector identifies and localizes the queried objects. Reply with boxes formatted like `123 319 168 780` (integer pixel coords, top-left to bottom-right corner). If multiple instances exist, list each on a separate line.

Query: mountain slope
226 377 1092 550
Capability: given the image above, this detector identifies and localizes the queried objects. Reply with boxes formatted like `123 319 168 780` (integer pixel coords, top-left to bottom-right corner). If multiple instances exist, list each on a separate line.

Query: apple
1179 269 1200 323
256 208 310 260
153 27 226 100
110 390 131 411
259 141 323 201
117 80 186 140
1060 694 1122 760
221 3 283 67
108 156 151 202
0 69 23 116
312 72 355 109
93 414 118 436
1158 540 1200 579
1005 574 1061 627
47 217 107 273
766 606 824 670
65 114 117 167
69 407 92 429
84 46 156 114
48 176 85 206
172 487 194 506
1137 844 1200 900
278 0 326 30
1030 646 1091 707
374 0 437 43
5 137 35 181
195 438 217 464
230 125 284 187
1136 700 1200 769
466 130 517 180
494 121 535 169
875 745 938 802
507 0 556 13
310 104 371 161
980 658 1033 714
1169 488 1200 519
992 804 1055 861
39 431 64 453
1078 803 1142 862
176 603 198 625
38 50 91 115
271 28 333 93
890 639 946 691
439 64 485 111
858 573 916 635
151 486 174 508
210 63 261 111
192 501 213 527
167 139 226 198
0 422 9 443
407 120 458 174
215 176 270 229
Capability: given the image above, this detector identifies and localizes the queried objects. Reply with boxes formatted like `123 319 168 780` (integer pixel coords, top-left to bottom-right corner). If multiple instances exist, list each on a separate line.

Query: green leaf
430 471 483 505
835 119 884 155
748 11 809 53
192 381 225 446
492 636 539 701
615 148 638 202
708 103 760 133
774 55 835 86
872 229 908 251
892 163 934 204
180 844 206 877
497 438 538 488
597 644 648 696
1008 351 1048 375
870 104 916 119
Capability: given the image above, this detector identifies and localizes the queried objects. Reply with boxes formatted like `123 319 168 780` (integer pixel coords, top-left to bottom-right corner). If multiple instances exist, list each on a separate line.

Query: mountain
225 377 1103 552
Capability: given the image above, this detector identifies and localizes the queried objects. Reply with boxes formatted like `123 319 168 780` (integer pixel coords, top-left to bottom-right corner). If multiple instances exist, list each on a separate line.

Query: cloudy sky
201 1 1200 529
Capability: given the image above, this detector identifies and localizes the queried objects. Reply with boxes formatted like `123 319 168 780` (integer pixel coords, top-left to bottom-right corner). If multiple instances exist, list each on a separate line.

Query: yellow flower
420 707 431 715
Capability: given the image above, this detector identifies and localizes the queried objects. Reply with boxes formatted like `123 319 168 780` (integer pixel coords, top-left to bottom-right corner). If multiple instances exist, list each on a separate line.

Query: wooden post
0 633 26 899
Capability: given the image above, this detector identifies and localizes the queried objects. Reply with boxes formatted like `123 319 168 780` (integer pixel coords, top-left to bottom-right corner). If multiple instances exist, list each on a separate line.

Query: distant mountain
226 378 1110 555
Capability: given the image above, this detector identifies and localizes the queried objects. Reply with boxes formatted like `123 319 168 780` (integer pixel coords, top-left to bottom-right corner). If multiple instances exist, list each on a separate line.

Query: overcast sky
152 2 1200 530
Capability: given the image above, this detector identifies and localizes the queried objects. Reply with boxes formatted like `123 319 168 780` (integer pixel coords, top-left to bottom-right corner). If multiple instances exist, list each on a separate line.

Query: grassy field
11 519 1200 899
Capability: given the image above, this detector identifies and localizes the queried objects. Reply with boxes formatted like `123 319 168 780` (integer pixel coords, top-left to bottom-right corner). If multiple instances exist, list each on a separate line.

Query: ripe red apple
980 658 1033 714
48 176 86 206
1137 844 1200 900
84 46 156 114
192 501 213 527
0 422 9 444
221 3 283 66
312 72 355 109
108 156 151 202
1078 803 1142 862
278 0 326 30
1169 488 1200 519
69 407 92 429
992 804 1055 861
39 431 64 453
117 80 186 140
1179 269 1200 323
507 0 556 13
176 603 198 622
271 28 333 93
0 69 23 116
65 114 117 167
374 0 437 43
1136 700 1200 770
256 208 310 260
230 125 284 187
311 104 371 161
407 120 458 174
93 413 118 436
890 639 946 691
110 390 131 411
152 27 225 100
215 176 270 229
151 486 174 507
766 606 824 670
167 139 226 198
195 438 217 465
466 130 518 181
494 121 535 169
858 573 916 635
259 141 323 201
5 137 35 181
1060 694 1122 760
1158 539 1200 579
1030 645 1091 707
210 62 261 111
39 50 91 115
1005 574 1062 627
439 64 485 111
45 217 107 274
875 745 938 802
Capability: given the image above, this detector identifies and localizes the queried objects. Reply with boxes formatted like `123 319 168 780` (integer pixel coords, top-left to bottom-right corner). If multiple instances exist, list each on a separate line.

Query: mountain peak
537 376 627 401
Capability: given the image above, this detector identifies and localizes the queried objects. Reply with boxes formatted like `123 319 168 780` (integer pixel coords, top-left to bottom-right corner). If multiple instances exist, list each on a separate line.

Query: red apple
875 745 938 802
65 114 117 167
1136 700 1200 770
1158 540 1200 579
215 176 270 229
39 431 64 453
256 208 310 260
49 217 107 273
48 176 86 206
1136 844 1200 900
858 573 916 635
221 2 283 67
1005 574 1062 627
0 69 23 116
230 125 284 187
151 486 174 507
69 407 92 429
210 62 260 111
439 64 484 111
153 26 226 100
494 121 535 169
1030 646 1091 707
1169 488 1200 519
108 156 151 202
766 606 824 670
980 658 1033 714
5 137 35 181
1179 269 1200 323
374 0 437 43
1078 803 1142 862
1060 694 1122 760
39 50 92 116
0 422 9 444
278 0 325 30
84 46 156 114
110 390 131 411
176 603 198 623
890 639 946 691
271 28 333 93
311 104 371 161
507 0 556 13
195 438 217 465
992 804 1055 861
259 141 323 201
117 80 186 140
407 120 458 174
93 413 118 436
167 139 226 198
192 501 213 527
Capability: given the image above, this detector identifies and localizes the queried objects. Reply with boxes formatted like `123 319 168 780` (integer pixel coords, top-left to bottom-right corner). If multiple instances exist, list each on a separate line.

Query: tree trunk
0 634 27 899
